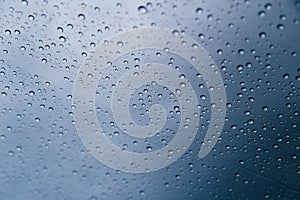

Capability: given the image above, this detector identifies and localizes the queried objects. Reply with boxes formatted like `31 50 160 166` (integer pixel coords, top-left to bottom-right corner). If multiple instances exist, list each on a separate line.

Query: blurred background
0 0 299 199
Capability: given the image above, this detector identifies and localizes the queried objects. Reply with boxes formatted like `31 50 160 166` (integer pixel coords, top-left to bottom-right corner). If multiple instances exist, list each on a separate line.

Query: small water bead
221 66 227 71
138 6 148 14
198 33 205 39
244 110 251 115
198 83 205 89
59 36 66 42
190 44 198 50
246 62 252 68
195 7 203 14
21 0 28 6
262 106 268 111
67 24 74 29
5 30 11 35
258 11 266 17
29 91 35 96
280 15 287 20
90 42 96 47
172 30 180 37
200 95 206 100
78 13 86 20
57 27 64 32
265 3 272 11
237 65 243 71
117 41 124 47
146 2 153 9
133 72 139 76
8 151 14 156
259 32 266 38
28 15 35 21
283 73 289 79
179 74 185 79
180 82 186 87
238 49 245 55
217 49 223 55
277 24 284 30
207 14 213 20
146 146 152 151
239 160 245 165
293 18 299 24
208 86 215 91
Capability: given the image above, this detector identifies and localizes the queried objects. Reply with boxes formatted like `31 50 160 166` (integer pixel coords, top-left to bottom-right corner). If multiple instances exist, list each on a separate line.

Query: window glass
0 0 299 199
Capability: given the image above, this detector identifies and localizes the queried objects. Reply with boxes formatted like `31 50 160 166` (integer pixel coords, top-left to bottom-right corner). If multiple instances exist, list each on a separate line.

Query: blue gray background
0 0 299 199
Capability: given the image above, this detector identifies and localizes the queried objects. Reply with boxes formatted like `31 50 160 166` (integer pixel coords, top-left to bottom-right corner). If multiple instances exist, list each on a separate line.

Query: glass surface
0 0 299 199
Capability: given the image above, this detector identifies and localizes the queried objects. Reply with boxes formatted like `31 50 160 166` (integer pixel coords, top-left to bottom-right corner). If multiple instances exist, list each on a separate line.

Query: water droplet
244 110 251 115
283 73 289 79
59 36 66 42
217 49 223 55
5 30 11 35
198 33 205 39
78 13 86 20
117 41 124 46
238 49 245 55
172 30 180 37
265 3 272 11
21 0 28 6
280 14 287 20
277 24 284 30
258 10 266 17
67 24 74 29
138 6 148 14
259 32 266 38
28 15 35 21
196 7 203 14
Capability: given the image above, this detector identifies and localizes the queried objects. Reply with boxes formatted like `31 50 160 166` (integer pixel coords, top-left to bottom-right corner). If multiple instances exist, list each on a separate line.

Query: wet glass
0 0 299 199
